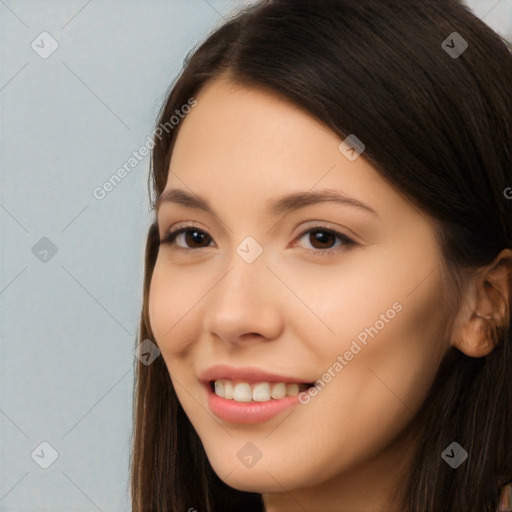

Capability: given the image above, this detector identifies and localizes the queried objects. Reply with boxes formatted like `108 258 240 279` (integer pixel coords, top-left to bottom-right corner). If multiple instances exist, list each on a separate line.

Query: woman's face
149 76 453 496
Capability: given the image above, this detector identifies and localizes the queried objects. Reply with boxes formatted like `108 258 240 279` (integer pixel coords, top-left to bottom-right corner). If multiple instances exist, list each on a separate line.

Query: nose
203 255 284 346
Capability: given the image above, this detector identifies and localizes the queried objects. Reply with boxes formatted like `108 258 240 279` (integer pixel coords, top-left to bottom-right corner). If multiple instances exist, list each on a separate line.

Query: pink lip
199 364 312 424
199 364 310 384
204 382 301 424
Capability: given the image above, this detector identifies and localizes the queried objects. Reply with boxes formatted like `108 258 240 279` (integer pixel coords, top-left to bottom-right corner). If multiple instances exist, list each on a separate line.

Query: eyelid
292 221 356 242
159 219 205 237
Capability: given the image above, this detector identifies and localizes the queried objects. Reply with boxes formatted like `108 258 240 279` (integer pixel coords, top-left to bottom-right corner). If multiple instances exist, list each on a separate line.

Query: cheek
296 260 448 456
147 264 170 348
317 272 449 446
264 297 449 488
148 260 200 356
312 239 448 385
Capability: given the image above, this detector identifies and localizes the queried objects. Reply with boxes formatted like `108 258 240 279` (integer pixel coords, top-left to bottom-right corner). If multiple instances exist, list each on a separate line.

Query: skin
148 75 511 512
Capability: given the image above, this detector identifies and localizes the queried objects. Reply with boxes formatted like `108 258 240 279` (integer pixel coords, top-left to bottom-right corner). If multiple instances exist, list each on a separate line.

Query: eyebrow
156 187 379 218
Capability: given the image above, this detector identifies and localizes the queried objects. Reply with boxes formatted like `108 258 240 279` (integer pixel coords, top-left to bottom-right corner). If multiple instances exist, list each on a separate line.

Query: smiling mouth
209 380 314 402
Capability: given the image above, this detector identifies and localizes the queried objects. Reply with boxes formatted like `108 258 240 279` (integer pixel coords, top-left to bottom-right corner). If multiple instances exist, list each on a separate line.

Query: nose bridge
215 245 268 312
204 242 282 342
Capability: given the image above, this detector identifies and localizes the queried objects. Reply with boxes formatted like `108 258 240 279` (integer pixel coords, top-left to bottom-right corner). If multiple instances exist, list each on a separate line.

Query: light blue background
1 1 511 510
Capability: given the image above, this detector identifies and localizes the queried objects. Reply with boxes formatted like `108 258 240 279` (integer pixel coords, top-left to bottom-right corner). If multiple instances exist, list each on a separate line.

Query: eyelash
159 225 356 257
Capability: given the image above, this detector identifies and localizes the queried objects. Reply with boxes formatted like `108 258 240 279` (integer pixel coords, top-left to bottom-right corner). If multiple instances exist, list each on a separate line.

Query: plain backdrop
1 1 511 510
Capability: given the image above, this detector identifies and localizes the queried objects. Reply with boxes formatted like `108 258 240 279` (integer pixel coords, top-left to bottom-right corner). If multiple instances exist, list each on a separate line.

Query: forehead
161 77 423 230
170 77 340 179
169 79 360 185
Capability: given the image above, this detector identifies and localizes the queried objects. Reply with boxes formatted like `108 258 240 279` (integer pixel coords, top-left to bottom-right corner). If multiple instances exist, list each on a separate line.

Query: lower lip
206 383 302 424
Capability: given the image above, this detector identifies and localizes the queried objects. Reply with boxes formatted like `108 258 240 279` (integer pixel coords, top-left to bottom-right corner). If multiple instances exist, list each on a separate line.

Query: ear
450 248 512 358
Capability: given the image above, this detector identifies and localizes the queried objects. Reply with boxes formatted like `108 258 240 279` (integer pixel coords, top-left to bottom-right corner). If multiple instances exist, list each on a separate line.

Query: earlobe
453 312 499 358
450 248 512 358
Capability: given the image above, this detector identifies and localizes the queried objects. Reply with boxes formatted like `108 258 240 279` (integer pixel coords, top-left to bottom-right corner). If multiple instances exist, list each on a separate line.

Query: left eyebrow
156 187 379 219
266 188 379 219
156 188 215 215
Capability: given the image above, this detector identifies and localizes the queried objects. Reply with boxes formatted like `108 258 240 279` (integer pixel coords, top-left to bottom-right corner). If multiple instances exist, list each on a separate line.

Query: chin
214 464 292 494
203 442 323 494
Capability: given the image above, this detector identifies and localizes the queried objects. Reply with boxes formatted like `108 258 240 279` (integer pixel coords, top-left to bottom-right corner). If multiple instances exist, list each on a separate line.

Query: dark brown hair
130 1 512 510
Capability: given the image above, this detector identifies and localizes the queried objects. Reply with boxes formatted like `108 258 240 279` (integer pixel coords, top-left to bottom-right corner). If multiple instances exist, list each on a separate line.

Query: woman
130 0 512 510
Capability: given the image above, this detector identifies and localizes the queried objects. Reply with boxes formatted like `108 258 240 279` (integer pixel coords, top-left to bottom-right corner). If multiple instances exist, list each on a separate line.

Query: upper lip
199 364 313 384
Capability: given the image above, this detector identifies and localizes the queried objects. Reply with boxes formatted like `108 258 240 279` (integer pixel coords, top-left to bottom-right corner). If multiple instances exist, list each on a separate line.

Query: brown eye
160 228 213 249
296 227 355 255
308 229 337 249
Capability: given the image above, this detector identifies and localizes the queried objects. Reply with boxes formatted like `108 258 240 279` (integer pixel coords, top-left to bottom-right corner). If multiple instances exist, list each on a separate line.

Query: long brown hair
130 1 512 510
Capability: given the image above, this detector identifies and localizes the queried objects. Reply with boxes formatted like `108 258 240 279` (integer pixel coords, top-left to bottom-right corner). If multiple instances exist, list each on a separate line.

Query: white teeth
252 382 271 402
214 380 225 398
224 380 234 399
270 382 286 399
213 380 307 402
233 383 252 402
